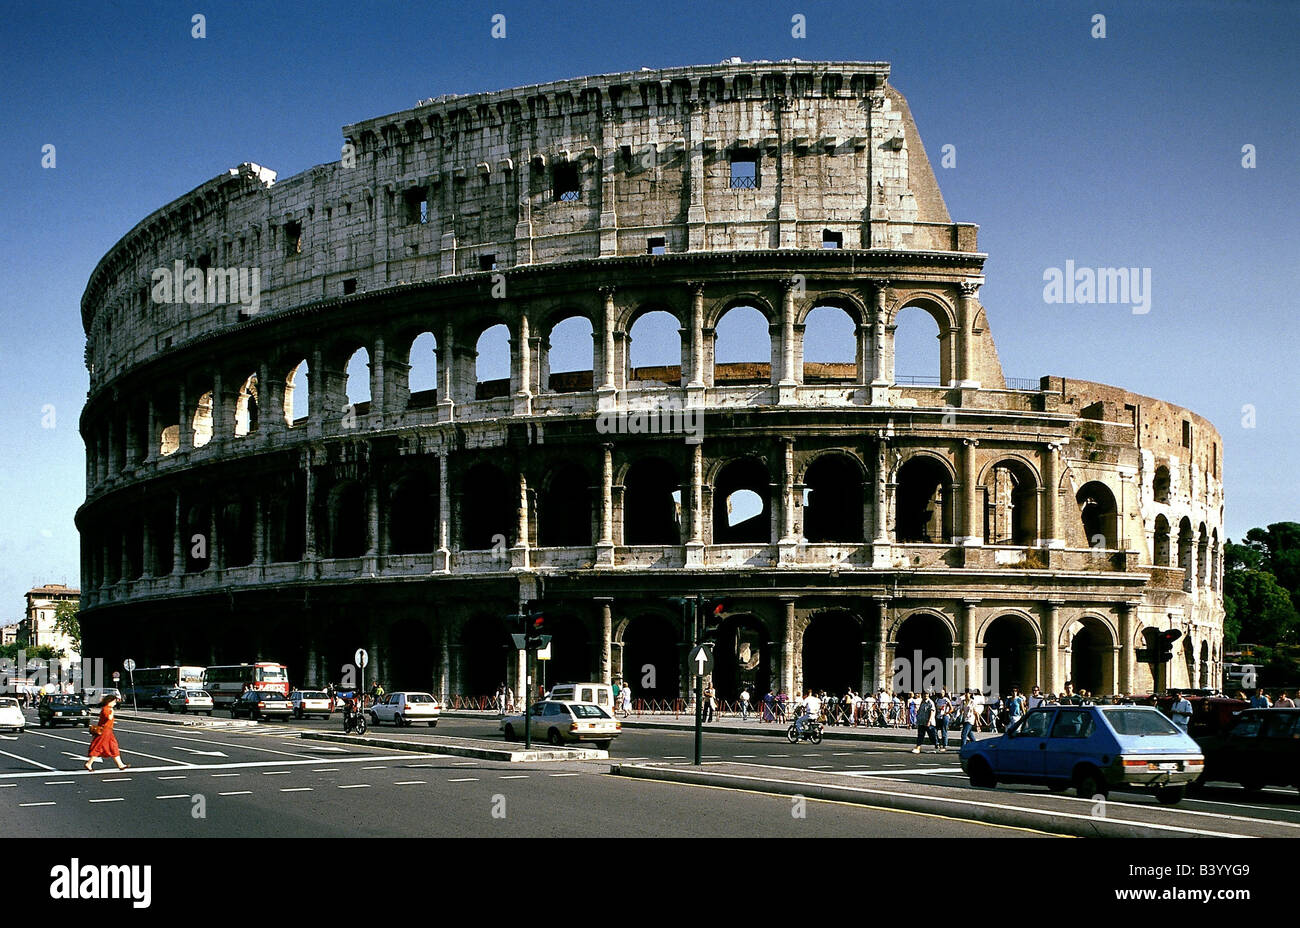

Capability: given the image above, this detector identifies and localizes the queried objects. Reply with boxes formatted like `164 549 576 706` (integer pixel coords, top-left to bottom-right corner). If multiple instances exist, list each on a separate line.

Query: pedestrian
762 689 775 722
1169 690 1193 732
1276 691 1295 708
1007 687 1026 728
907 692 919 728
620 684 633 718
1249 688 1271 709
960 691 979 744
935 689 952 749
612 679 621 707
703 685 715 722
775 690 787 721
739 687 751 720
505 686 515 713
912 691 940 753
84 694 129 772
1027 685 1043 710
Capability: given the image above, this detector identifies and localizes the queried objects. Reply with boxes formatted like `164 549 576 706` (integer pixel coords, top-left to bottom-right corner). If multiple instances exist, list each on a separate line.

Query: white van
546 683 613 711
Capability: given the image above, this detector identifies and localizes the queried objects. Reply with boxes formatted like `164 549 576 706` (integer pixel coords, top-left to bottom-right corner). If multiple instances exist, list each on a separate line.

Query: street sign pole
522 600 532 751
692 597 702 766
124 659 137 712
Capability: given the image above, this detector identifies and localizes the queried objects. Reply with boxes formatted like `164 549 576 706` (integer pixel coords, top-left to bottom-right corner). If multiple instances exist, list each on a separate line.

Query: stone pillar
782 600 796 698
512 470 529 569
513 312 532 415
685 442 704 566
172 495 185 577
106 419 119 480
177 384 193 452
143 399 157 463
438 622 451 699
1118 601 1138 696
303 455 317 561
366 475 380 558
598 599 613 685
871 435 892 567
958 438 981 546
260 362 280 433
687 281 706 389
873 596 890 692
962 599 981 694
209 371 227 446
369 336 386 420
778 438 798 563
778 278 798 401
253 495 266 566
141 520 154 578
598 287 617 398
437 453 451 571
1042 600 1062 694
1041 442 1063 547
437 324 456 420
596 444 614 566
869 280 890 404
956 280 982 387
209 506 222 572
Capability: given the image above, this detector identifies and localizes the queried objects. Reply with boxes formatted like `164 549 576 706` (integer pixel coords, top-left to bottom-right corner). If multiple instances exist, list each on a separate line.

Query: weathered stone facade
77 62 1224 701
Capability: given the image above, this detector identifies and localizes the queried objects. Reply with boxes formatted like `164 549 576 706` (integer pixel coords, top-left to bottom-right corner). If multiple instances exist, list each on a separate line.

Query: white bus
203 662 290 707
125 665 206 701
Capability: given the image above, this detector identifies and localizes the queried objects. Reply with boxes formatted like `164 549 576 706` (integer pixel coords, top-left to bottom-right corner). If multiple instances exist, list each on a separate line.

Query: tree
52 601 80 654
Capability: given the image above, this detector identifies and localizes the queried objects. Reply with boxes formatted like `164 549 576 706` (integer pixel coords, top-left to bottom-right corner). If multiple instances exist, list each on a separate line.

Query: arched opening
713 458 771 544
344 347 371 408
712 614 769 700
1076 481 1118 549
1197 524 1210 587
538 464 592 547
192 390 213 447
475 324 511 396
160 424 180 456
285 360 309 425
623 458 680 545
234 374 259 437
627 310 681 384
388 618 436 692
461 615 510 698
538 614 592 690
406 332 438 408
1153 515 1171 567
895 456 953 543
892 305 943 384
123 521 144 580
326 480 366 558
713 305 770 384
801 611 861 693
545 315 594 391
1153 465 1171 504
1177 517 1194 582
983 615 1037 697
221 498 256 568
803 454 864 542
267 478 305 563
459 462 514 550
1210 530 1220 590
1183 638 1196 689
151 507 175 574
620 614 680 701
183 503 210 572
984 459 1039 545
801 305 857 383
388 471 438 554
1199 640 1210 689
1068 617 1114 695
893 613 954 694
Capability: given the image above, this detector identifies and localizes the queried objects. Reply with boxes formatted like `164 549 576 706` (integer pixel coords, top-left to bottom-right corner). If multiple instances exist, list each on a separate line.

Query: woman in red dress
84 694 129 771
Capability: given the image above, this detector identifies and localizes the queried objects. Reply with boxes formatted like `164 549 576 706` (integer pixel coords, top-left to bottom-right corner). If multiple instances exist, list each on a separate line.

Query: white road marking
0 748 56 770
362 766 388 770
499 775 528 779
0 783 16 788
549 773 580 777
210 773 241 778
452 761 479 766
313 768 339 773
218 791 252 796
394 780 425 785
663 755 687 759
447 778 478 782
156 794 189 800
844 767 964 776
261 770 291 776
281 788 313 792
158 776 187 780
808 765 834 769
89 798 125 803
0 754 420 781
44 780 75 785
103 777 131 782
28 729 193 767
734 755 756 758
20 801 55 807
338 784 370 789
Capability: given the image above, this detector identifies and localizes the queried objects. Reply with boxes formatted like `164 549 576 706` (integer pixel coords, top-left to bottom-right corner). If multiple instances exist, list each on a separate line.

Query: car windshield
0 698 17 708
570 704 611 719
406 694 434 703
49 696 79 706
1103 708 1180 736
302 691 326 699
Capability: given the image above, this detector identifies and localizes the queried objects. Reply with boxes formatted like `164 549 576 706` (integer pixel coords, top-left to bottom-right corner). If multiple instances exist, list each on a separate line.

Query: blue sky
0 0 1295 620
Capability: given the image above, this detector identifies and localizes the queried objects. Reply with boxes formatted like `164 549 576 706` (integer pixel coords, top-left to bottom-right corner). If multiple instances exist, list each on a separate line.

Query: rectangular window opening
730 150 758 189
283 221 302 257
404 187 429 225
1182 420 1192 449
647 237 666 255
479 254 498 271
821 230 843 249
553 162 581 201
342 278 357 295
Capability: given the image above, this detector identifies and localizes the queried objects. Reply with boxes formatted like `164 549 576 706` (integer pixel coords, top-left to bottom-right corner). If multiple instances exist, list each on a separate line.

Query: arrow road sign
354 649 369 669
123 659 136 672
688 644 714 677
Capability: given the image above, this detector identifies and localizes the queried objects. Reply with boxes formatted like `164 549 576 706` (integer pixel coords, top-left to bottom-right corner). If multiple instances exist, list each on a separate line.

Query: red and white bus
202 663 290 707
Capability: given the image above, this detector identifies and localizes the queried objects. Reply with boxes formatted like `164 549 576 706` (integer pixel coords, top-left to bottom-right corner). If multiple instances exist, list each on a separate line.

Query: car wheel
370 712 380 725
547 728 564 746
1155 785 1186 805
427 721 437 727
968 757 997 788
1240 778 1265 794
504 724 516 741
394 714 404 728
230 708 238 718
595 740 612 751
1074 767 1108 799
294 708 302 719
205 711 212 717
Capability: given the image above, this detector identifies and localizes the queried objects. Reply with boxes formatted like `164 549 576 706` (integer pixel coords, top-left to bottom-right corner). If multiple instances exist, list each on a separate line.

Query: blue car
959 704 1204 804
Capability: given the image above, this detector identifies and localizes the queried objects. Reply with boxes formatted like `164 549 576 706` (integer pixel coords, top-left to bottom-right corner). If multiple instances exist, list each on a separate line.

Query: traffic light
698 598 732 641
1157 629 1181 664
527 612 547 647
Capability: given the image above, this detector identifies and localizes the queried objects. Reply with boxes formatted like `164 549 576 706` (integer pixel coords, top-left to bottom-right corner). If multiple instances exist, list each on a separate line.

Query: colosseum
77 60 1225 704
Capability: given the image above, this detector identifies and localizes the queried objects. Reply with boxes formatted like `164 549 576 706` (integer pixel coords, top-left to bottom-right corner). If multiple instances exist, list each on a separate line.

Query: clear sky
0 0 1295 621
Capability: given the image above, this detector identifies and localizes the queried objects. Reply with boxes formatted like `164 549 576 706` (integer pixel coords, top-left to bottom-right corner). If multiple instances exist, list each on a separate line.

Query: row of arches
1152 515 1221 590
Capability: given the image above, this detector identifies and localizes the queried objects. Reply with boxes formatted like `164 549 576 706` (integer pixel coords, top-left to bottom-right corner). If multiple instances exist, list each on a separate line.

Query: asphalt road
0 709 1045 838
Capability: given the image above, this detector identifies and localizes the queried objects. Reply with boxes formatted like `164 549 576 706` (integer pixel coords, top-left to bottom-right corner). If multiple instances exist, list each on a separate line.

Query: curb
299 730 607 763
115 710 258 729
609 764 1228 839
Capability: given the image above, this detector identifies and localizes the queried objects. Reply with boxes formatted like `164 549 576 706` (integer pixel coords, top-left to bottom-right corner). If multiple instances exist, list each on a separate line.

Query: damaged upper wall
80 61 980 388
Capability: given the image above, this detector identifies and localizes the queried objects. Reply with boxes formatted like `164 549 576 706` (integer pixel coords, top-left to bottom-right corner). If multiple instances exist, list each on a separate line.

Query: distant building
24 584 80 657
0 623 19 646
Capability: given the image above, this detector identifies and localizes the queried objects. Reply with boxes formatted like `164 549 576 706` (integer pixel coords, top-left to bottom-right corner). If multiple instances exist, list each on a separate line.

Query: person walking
1249 688 1271 709
703 686 715 722
912 691 940 753
960 691 979 744
1169 690 1193 732
740 687 751 720
935 689 952 750
620 683 633 718
1007 687 1026 729
84 694 129 772
1276 691 1296 708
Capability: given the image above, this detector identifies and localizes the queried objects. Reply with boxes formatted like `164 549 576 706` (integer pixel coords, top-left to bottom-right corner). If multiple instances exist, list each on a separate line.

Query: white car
500 700 621 749
369 692 440 727
289 690 333 720
0 697 25 732
166 688 213 715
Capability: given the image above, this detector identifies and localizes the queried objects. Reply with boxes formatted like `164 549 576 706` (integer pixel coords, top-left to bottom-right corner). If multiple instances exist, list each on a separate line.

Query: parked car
959 703 1203 804
82 687 123 704
289 690 333 720
500 700 620 749
37 694 92 729
0 697 26 732
229 689 294 721
546 683 614 713
369 692 441 727
143 686 175 710
166 688 213 715
1193 708 1300 795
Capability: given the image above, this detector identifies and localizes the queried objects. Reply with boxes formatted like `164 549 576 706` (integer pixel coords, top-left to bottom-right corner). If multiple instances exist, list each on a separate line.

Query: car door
529 702 549 740
1218 713 1264 782
998 708 1055 780
1045 708 1098 782
1259 712 1299 787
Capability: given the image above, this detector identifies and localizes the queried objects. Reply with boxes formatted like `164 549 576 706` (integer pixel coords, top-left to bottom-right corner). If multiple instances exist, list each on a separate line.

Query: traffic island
609 762 1292 838
114 710 257 729
300 730 607 762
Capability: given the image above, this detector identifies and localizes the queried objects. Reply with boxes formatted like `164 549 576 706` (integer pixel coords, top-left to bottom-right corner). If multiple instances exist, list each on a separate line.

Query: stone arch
191 390 213 448
460 613 511 698
708 292 777 328
1076 481 1118 549
712 456 773 544
980 456 1040 545
886 293 957 386
802 451 866 543
343 346 372 407
1064 614 1116 696
619 613 680 700
1153 514 1171 567
981 613 1040 696
801 610 863 694
890 610 956 694
395 330 438 409
1153 464 1171 504
324 479 366 558
459 460 514 550
233 373 259 437
711 300 773 386
894 452 955 543
795 291 867 327
538 461 592 547
1177 516 1195 581
622 456 681 545
387 469 438 555
537 307 596 392
1197 523 1210 588
712 611 771 700
284 359 310 426
474 323 512 393
539 612 595 688
625 306 683 383
800 303 859 384
387 617 437 692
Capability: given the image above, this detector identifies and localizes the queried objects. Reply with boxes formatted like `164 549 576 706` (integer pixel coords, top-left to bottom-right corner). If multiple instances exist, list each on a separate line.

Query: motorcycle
342 701 367 735
786 717 823 744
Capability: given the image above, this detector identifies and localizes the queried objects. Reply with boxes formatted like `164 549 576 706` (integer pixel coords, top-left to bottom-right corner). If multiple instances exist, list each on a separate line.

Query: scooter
342 701 367 735
786 716 824 744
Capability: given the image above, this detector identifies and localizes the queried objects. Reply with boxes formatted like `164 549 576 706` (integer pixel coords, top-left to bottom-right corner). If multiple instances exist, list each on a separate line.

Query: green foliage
1224 523 1300 683
52 600 80 653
